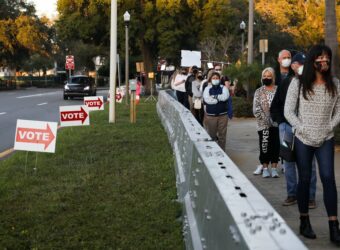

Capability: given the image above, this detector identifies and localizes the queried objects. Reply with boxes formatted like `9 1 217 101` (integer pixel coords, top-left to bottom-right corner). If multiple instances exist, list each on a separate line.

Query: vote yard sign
14 120 58 153
84 96 104 111
59 105 90 127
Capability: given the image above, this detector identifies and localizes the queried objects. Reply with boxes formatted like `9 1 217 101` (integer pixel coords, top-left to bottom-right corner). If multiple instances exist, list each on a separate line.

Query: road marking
37 102 48 106
0 112 7 115
16 91 59 99
0 148 14 159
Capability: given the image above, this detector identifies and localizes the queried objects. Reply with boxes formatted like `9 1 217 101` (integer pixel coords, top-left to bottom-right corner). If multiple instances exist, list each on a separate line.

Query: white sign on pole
84 96 104 111
59 105 90 127
14 119 58 153
181 50 201 68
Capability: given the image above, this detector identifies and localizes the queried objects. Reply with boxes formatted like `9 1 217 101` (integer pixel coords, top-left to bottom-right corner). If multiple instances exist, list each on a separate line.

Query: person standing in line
275 49 294 86
284 45 340 243
203 72 230 151
173 68 189 107
185 65 199 111
253 67 280 178
191 71 204 125
270 53 318 208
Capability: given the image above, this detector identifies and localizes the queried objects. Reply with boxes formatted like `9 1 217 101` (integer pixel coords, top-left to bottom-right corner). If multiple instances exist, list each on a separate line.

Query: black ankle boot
300 216 316 239
329 220 340 245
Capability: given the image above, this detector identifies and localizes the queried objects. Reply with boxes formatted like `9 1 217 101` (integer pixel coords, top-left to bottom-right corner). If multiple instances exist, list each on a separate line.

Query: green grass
0 100 183 249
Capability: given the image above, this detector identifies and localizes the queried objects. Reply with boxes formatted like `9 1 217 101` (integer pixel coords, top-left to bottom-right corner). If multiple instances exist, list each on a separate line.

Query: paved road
0 87 108 153
226 118 340 250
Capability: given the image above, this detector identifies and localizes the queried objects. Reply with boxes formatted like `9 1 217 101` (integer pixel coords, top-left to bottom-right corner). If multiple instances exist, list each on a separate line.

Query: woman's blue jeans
295 137 337 216
279 123 317 199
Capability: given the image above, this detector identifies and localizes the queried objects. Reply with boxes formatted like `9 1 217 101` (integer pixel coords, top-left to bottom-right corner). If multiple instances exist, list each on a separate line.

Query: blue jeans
279 123 317 199
295 137 337 216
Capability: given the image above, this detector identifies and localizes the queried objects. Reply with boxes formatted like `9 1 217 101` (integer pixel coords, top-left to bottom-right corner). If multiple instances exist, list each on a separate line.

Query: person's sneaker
308 200 317 209
271 168 280 178
262 168 270 178
253 165 263 175
281 165 285 173
282 196 297 206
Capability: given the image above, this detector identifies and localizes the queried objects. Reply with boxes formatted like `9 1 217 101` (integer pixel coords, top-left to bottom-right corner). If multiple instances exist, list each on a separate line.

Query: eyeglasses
315 60 330 63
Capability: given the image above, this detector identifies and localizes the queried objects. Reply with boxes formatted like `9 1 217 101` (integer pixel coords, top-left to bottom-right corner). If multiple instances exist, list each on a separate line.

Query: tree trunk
140 40 154 94
325 0 340 77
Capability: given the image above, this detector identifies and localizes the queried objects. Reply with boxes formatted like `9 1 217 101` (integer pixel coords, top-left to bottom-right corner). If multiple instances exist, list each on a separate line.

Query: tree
325 0 339 76
0 0 53 68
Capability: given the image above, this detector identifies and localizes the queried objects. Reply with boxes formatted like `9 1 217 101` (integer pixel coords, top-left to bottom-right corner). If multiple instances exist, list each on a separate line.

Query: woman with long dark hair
285 44 340 244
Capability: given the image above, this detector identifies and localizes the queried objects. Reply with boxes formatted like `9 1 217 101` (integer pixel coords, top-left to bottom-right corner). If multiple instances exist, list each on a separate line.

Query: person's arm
203 86 218 104
217 86 229 101
270 84 284 124
330 80 340 129
253 89 265 120
284 79 303 130
227 97 233 119
174 76 185 86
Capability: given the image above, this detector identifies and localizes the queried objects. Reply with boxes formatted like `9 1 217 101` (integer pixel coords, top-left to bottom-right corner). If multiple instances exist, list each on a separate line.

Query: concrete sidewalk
225 118 340 250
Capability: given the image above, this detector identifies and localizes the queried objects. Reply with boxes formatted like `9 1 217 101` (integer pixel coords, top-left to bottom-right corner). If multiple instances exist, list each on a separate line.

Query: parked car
63 75 96 100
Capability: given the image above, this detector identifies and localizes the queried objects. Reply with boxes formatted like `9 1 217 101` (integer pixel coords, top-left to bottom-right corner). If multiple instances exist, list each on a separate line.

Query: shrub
232 96 253 118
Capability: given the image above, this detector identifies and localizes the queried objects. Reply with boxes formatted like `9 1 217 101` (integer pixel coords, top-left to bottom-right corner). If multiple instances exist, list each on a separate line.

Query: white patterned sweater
284 77 340 147
253 85 277 131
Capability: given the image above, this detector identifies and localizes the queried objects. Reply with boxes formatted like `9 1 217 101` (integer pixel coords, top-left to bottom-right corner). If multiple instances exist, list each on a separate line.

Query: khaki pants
205 115 228 151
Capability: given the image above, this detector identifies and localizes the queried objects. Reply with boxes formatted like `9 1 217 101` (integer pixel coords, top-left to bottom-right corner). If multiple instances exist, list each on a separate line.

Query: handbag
194 99 202 109
279 82 301 162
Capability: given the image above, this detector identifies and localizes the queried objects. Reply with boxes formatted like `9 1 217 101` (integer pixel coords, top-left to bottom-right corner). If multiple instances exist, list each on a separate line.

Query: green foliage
0 101 183 249
232 96 253 117
0 1 53 67
225 63 263 97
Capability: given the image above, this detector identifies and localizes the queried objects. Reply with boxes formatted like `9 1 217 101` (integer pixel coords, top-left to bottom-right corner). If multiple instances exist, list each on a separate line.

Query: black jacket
185 74 196 97
270 75 296 125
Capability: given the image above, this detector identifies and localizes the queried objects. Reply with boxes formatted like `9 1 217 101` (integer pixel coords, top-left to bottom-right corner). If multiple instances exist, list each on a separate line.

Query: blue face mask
212 79 220 85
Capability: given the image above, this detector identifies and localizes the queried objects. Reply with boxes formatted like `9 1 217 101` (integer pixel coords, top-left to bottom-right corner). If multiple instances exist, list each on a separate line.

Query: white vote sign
14 119 58 153
84 96 104 111
59 105 90 127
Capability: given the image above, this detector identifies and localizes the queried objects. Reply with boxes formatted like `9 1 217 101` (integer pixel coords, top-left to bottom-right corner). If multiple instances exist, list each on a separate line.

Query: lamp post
124 11 130 104
247 0 254 64
240 21 246 56
109 0 117 123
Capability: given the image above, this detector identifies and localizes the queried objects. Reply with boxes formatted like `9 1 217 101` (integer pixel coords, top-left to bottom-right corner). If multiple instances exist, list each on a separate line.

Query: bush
232 96 253 117
225 63 263 98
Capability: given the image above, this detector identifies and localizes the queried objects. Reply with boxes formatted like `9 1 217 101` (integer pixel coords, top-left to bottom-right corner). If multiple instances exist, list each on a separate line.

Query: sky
29 0 58 19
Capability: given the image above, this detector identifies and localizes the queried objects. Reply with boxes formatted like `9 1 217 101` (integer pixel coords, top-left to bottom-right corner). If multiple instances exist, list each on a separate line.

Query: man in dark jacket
270 52 317 208
275 49 294 86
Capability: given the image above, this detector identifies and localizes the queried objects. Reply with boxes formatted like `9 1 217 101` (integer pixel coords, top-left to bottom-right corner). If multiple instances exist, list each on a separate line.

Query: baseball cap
291 53 306 64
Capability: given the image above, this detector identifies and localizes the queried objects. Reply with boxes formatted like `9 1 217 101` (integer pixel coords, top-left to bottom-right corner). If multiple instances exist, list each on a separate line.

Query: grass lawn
0 100 183 249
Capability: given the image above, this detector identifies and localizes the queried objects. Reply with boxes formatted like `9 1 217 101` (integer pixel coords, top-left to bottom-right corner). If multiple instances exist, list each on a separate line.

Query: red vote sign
59 105 90 127
65 55 75 70
84 96 104 111
14 120 58 153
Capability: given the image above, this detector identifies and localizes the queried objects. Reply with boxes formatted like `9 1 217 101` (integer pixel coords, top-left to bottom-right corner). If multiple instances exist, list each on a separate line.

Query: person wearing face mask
203 72 230 151
284 45 340 243
191 71 204 125
275 50 294 86
253 67 280 178
173 68 189 108
270 53 318 208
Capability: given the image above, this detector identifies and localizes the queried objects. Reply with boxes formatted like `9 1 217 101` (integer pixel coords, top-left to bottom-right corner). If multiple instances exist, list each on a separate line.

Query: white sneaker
271 168 279 178
262 168 270 178
253 165 263 175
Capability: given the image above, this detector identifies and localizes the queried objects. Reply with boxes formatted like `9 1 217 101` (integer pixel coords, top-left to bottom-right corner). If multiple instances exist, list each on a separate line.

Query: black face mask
262 78 273 86
197 76 203 80
314 61 330 73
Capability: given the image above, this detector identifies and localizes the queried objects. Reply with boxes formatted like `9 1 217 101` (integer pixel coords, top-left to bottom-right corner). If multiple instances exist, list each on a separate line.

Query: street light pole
109 0 117 123
247 0 254 64
124 11 130 104
240 21 246 60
